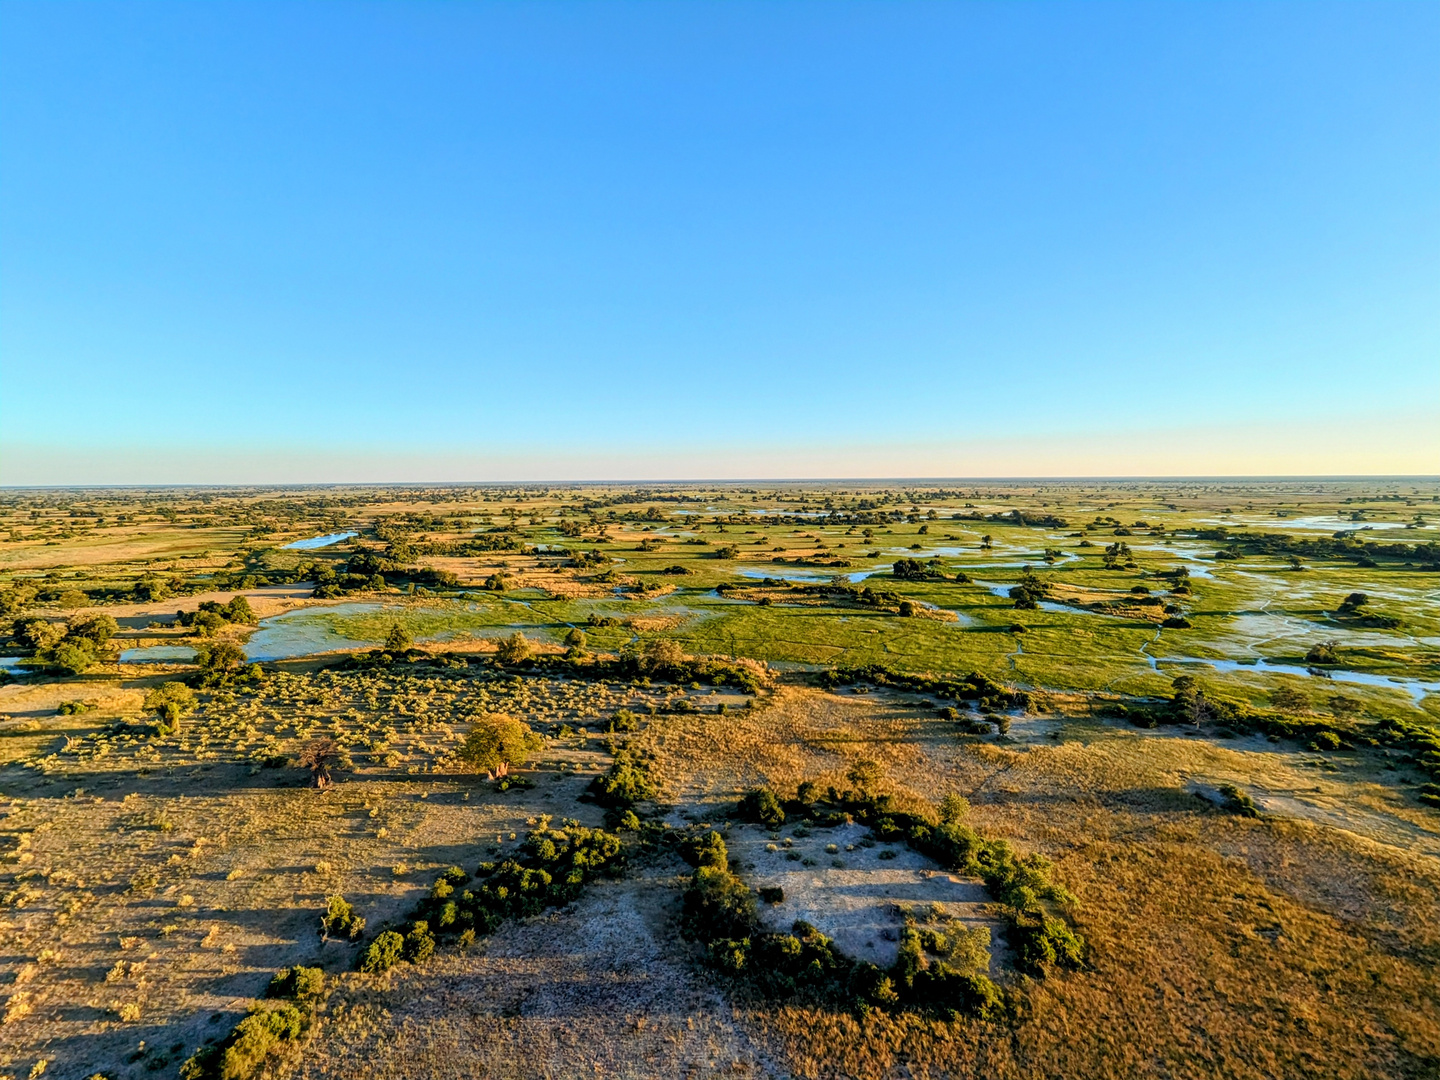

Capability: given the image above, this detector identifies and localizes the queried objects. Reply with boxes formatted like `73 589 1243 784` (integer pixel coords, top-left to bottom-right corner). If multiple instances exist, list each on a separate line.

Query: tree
940 794 970 824
14 618 65 652
195 639 246 672
66 612 117 648
1337 592 1368 615
144 682 196 733
224 595 256 624
563 627 587 651
57 589 89 609
384 622 412 653
298 738 344 788
496 632 532 664
640 637 684 673
191 610 227 636
48 641 96 675
457 713 542 776
1008 566 1050 609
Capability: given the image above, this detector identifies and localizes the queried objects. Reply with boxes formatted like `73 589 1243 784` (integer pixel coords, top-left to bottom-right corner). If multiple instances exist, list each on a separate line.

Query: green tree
940 793 970 824
48 640 96 675
195 639 246 672
384 622 412 653
496 632 532 664
66 612 117 647
14 618 65 652
457 713 542 775
144 682 196 733
224 595 257 624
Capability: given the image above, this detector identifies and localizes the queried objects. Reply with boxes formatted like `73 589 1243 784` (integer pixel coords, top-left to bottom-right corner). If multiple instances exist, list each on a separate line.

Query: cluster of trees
891 557 951 581
820 664 1029 713
952 509 1069 529
174 595 255 634
1101 541 1136 570
11 612 118 674
1008 567 1051 609
1184 528 1439 570
1333 592 1403 629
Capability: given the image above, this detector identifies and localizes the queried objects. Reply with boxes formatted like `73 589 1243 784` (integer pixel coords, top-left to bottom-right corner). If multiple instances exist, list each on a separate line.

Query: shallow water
282 531 358 550
118 644 199 663
1162 656 1440 705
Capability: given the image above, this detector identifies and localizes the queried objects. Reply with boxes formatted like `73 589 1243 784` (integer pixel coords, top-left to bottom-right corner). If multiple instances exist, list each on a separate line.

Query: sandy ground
725 819 1002 970
295 864 777 1080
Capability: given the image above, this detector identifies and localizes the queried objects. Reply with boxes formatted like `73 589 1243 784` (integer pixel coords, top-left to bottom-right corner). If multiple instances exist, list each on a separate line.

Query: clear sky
2 1 1436 483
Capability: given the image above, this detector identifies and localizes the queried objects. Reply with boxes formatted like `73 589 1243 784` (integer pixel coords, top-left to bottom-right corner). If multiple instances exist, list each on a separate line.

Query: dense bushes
732 783 1086 981
820 664 1029 712
679 827 1010 1018
588 748 660 807
180 966 324 1079
11 611 119 674
358 819 626 975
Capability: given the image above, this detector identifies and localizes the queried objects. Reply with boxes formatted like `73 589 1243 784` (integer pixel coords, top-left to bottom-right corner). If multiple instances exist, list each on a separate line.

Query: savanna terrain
0 480 1437 1080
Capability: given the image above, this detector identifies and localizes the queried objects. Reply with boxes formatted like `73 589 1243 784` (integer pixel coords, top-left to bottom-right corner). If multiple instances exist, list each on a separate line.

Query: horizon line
3 474 1438 492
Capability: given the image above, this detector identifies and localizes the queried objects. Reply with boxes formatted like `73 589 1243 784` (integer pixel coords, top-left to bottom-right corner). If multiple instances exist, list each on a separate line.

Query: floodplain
0 480 1437 1080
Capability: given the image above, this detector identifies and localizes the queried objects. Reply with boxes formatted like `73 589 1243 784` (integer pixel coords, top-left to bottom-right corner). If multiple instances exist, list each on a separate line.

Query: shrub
266 966 324 1002
144 682 196 733
1218 783 1261 818
682 864 757 942
677 830 729 869
321 895 365 940
590 749 658 807
738 787 786 829
194 640 246 672
359 930 404 974
402 921 436 963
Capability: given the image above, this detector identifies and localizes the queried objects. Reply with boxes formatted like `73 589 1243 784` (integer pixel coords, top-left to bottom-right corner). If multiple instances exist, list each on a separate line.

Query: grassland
0 480 1436 1079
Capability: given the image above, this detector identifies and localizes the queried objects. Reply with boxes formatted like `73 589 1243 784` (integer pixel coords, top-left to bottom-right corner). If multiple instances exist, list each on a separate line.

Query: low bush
181 960 323 1080
321 895 365 941
737 786 786 829
589 749 659 807
359 930 404 974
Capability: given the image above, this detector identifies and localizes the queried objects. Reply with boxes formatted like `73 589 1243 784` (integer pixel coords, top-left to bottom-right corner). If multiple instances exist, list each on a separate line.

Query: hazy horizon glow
3 1 1437 484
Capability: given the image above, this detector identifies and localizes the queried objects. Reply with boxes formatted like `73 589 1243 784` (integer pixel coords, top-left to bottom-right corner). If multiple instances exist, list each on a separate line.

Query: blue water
282 531 358 550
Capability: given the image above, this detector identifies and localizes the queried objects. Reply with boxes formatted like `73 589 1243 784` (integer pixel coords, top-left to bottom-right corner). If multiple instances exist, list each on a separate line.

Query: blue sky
2 1 1436 482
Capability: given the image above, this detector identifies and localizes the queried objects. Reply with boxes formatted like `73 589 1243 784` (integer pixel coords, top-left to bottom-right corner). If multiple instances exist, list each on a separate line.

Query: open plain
0 480 1437 1080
